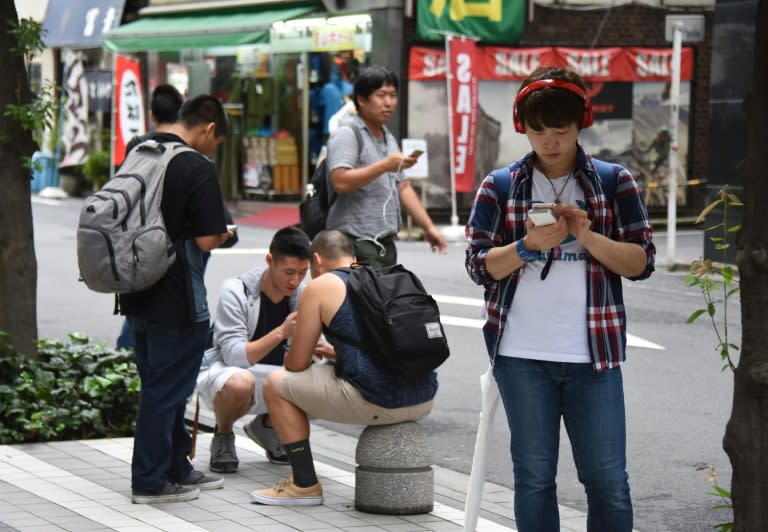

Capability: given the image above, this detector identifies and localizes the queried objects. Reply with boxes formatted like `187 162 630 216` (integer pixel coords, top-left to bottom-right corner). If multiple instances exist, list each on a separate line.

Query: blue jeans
492 356 632 532
116 319 134 351
129 317 208 492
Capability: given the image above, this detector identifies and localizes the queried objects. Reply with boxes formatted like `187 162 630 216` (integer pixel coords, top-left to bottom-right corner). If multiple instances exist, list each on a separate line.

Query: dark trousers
128 317 208 492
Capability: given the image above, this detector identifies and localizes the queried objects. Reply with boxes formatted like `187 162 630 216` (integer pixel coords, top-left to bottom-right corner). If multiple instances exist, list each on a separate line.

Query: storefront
102 2 372 200
407 45 695 213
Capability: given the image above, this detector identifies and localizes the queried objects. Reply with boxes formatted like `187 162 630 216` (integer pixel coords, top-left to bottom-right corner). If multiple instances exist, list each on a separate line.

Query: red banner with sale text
447 36 478 193
410 45 694 82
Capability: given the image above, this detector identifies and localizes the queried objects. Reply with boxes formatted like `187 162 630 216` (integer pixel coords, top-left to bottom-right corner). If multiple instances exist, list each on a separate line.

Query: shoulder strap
489 165 515 244
491 166 512 206
327 125 364 208
592 158 617 205
345 123 364 159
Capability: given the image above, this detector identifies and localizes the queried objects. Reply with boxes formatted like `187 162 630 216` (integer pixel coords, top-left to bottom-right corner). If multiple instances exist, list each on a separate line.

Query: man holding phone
465 67 655 531
197 227 317 473
325 65 447 267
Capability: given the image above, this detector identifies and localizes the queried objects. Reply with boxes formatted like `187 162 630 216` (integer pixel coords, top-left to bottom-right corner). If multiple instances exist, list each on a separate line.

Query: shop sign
447 36 478 193
61 51 89 167
409 46 694 82
312 26 356 51
113 55 146 167
416 0 524 43
43 0 126 49
85 71 113 113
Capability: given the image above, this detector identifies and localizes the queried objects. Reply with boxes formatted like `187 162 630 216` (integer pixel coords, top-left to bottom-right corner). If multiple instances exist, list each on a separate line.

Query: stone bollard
354 421 433 514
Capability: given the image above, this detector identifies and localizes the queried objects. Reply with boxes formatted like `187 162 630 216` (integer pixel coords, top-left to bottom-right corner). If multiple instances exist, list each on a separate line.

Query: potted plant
82 150 110 190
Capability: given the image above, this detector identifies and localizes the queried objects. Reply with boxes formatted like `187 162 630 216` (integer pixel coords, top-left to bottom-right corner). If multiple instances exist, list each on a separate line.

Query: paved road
32 196 736 531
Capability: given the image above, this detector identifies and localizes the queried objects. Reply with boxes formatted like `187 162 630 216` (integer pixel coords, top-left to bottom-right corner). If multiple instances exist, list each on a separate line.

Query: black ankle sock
284 439 318 487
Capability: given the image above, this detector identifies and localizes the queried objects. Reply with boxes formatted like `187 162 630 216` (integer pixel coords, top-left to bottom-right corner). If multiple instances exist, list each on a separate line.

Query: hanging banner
113 55 146 167
61 51 90 167
416 0 524 43
476 47 557 80
447 35 478 193
554 47 629 81
409 46 695 82
409 46 448 80
625 47 694 81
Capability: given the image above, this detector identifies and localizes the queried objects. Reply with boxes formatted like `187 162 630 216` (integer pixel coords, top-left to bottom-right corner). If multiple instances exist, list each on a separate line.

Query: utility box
30 151 57 192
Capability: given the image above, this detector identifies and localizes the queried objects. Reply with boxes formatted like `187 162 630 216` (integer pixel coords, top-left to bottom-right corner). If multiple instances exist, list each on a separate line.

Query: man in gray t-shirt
325 65 447 267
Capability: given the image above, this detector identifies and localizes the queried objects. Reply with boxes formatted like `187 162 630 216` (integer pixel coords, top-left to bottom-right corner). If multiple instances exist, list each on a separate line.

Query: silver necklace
545 172 573 204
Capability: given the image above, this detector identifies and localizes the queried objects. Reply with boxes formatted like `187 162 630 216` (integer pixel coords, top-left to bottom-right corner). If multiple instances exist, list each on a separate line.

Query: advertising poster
113 55 145 167
407 46 692 210
61 51 89 167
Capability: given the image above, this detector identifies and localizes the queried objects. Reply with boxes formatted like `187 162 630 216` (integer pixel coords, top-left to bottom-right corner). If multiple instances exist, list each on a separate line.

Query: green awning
103 4 317 52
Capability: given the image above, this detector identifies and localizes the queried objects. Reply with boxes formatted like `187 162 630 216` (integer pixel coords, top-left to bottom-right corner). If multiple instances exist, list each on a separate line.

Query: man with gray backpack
80 95 234 504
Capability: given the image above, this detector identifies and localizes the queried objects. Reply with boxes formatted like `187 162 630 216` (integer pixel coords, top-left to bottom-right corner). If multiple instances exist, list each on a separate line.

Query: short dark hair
352 65 398 111
516 67 587 132
178 94 229 137
269 226 311 262
150 84 183 124
311 230 354 261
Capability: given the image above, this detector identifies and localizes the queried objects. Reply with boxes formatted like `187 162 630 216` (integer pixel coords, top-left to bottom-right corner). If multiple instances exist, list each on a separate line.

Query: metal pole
301 52 310 190
445 34 459 227
666 22 682 269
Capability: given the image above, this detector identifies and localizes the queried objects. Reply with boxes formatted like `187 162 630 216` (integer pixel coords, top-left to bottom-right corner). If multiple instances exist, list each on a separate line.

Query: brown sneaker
250 477 323 506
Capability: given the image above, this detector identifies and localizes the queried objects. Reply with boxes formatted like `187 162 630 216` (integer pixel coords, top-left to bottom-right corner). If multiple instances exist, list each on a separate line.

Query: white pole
666 22 683 270
445 34 459 228
109 52 116 179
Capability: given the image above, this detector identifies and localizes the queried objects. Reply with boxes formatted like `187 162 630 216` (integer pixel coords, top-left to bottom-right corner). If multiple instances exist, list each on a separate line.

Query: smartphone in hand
226 224 238 232
408 149 424 159
528 203 558 226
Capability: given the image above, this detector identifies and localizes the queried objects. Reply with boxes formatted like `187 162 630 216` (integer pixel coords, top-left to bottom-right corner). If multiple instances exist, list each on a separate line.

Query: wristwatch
516 238 540 263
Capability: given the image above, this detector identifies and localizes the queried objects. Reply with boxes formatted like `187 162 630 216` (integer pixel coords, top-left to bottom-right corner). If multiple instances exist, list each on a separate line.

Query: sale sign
447 35 478 193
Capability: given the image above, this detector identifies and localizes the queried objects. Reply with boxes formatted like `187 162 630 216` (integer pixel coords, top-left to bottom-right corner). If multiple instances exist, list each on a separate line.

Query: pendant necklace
540 171 572 281
545 171 573 204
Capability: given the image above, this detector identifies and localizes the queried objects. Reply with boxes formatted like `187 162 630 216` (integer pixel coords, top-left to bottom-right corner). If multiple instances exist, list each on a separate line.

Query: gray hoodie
202 267 303 369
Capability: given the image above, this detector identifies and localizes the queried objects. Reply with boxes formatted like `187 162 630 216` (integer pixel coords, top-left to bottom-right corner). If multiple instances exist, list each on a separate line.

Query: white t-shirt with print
498 168 590 363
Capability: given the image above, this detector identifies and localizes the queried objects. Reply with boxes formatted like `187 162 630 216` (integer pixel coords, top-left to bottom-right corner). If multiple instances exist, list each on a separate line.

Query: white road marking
436 295 665 350
211 247 268 255
206 257 665 351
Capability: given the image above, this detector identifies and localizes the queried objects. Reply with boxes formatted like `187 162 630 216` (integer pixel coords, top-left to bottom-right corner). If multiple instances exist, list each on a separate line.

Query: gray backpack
77 140 194 294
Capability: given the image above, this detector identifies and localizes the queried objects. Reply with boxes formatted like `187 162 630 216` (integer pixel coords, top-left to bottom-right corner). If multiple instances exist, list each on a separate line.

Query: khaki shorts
196 361 278 416
281 362 433 425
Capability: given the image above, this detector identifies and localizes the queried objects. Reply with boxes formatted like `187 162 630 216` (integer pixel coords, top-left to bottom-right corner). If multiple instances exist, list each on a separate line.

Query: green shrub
0 332 140 444
82 149 110 189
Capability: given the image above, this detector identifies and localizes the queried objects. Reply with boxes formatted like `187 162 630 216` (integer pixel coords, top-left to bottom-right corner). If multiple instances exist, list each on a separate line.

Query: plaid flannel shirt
465 147 655 371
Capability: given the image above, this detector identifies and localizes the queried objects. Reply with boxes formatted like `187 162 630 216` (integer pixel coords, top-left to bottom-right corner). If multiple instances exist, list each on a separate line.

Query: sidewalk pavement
0 404 599 532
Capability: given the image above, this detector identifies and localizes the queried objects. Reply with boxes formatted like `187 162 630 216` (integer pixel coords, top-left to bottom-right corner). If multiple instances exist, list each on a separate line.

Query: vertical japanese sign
447 35 478 193
61 51 89 166
417 0 524 43
113 55 145 167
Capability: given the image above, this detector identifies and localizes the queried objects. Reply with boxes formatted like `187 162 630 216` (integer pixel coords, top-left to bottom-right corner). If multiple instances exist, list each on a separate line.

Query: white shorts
196 361 279 416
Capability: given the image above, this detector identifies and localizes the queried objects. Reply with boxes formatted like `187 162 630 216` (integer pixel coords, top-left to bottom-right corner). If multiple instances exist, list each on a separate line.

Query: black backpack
337 263 450 376
299 124 363 239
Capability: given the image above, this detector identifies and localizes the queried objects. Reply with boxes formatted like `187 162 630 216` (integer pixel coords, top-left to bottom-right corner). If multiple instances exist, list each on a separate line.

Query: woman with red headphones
465 66 656 532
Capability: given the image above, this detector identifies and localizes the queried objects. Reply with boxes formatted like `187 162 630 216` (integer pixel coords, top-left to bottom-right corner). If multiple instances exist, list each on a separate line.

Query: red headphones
513 78 594 133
